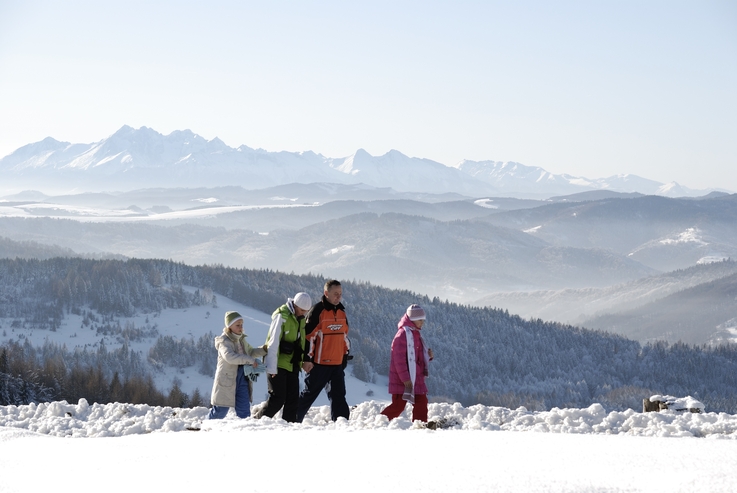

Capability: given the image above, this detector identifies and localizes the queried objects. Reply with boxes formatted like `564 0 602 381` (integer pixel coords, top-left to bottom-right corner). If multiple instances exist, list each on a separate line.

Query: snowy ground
2 400 737 492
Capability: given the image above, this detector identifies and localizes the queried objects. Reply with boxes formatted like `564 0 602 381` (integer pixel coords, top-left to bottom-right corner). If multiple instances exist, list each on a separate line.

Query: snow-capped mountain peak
453 159 715 197
0 126 725 198
330 148 372 175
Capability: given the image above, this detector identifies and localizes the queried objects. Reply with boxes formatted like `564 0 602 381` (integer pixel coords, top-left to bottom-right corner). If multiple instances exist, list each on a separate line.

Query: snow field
2 404 737 493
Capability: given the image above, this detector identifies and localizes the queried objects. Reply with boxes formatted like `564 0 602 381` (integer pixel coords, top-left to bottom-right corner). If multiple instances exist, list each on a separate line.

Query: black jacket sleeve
304 303 322 336
302 303 323 363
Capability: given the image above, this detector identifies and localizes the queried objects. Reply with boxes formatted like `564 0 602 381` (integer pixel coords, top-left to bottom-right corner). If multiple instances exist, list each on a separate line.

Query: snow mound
0 400 208 438
3 399 737 439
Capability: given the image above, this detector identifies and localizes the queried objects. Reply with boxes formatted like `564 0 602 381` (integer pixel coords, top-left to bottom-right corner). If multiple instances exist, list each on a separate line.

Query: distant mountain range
0 212 658 295
2 189 735 300
0 125 724 198
476 194 737 272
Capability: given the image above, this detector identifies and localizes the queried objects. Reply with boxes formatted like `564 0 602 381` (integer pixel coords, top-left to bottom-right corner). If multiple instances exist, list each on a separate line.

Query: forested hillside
2 257 737 412
475 260 737 337
584 272 737 344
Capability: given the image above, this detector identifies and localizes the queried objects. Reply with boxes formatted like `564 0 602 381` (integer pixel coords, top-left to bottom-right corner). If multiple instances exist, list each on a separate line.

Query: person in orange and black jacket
295 279 350 422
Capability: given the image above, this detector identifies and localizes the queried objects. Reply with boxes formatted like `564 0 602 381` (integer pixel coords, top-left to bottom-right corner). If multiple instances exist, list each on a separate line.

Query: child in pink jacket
381 304 434 422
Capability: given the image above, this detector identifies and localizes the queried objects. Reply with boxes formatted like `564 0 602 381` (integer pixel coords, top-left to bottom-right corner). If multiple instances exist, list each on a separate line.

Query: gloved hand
341 352 353 369
402 380 414 404
243 360 266 375
402 390 415 405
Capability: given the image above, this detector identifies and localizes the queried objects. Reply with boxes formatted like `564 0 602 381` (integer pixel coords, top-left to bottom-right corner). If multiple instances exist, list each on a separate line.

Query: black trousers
296 363 349 423
257 367 300 422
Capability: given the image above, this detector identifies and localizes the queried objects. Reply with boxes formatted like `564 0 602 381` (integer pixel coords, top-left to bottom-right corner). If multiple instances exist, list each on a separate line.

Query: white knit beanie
293 292 313 311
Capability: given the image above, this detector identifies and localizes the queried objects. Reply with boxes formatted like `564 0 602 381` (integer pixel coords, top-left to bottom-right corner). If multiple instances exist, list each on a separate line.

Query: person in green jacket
253 292 313 422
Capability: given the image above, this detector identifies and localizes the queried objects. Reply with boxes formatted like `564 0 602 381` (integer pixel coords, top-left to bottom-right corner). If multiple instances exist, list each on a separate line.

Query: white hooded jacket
210 327 266 407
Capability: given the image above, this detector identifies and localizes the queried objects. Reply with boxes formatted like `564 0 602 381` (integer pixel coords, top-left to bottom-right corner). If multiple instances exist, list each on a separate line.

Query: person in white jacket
253 292 312 422
208 311 266 419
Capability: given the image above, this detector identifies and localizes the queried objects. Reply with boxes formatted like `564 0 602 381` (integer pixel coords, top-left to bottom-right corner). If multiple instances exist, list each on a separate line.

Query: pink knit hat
406 304 426 321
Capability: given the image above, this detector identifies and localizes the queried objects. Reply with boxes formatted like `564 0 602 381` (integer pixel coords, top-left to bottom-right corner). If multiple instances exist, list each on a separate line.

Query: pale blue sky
1 1 735 190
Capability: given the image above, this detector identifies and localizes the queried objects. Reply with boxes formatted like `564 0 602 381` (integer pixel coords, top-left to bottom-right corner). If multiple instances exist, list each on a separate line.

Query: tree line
0 340 204 408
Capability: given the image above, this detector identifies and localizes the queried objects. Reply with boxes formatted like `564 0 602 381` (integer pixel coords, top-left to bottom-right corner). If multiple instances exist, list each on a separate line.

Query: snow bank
0 400 208 438
3 400 737 439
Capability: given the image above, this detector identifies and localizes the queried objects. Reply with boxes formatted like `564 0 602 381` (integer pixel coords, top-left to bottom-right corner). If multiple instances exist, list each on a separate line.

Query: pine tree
0 348 9 405
167 379 189 408
189 388 205 408
109 372 124 403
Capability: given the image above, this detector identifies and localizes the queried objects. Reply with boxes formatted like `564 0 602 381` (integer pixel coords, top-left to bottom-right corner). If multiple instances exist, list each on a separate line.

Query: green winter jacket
264 301 306 373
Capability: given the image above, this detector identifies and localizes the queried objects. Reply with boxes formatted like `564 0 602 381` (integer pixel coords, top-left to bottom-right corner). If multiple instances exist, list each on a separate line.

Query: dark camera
279 340 295 355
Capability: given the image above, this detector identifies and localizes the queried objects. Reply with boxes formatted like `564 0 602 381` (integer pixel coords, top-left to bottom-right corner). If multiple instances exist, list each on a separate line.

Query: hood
398 313 420 331
222 327 247 341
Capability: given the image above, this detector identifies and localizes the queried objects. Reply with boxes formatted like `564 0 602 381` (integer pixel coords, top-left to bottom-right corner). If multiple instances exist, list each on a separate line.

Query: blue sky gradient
1 1 735 190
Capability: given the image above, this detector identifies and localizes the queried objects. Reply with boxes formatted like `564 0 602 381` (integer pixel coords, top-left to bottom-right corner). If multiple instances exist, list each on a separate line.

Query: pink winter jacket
387 314 429 395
